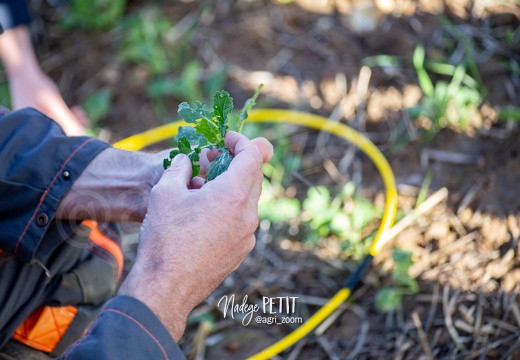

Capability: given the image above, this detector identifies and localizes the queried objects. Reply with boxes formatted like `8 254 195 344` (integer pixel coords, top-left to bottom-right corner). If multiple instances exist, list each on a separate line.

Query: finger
160 154 192 192
223 132 264 187
206 148 220 162
251 137 274 163
198 148 220 177
224 131 254 157
189 176 205 189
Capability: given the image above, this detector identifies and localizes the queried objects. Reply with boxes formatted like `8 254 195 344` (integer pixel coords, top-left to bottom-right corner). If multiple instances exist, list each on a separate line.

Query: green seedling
163 85 262 180
301 183 378 259
148 61 228 118
83 88 113 137
118 10 175 75
83 89 112 125
408 44 481 135
498 106 520 121
375 248 418 313
415 170 433 208
258 178 301 223
62 0 126 30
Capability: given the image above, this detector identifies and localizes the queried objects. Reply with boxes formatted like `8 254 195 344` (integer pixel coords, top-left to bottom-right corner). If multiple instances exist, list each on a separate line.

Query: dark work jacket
0 108 186 359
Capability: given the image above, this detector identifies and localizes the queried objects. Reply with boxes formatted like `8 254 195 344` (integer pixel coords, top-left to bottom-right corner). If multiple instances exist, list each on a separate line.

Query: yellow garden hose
114 109 398 359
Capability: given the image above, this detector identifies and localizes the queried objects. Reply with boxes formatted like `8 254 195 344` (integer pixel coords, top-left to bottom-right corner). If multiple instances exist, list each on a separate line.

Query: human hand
9 69 88 136
0 26 87 136
118 132 273 341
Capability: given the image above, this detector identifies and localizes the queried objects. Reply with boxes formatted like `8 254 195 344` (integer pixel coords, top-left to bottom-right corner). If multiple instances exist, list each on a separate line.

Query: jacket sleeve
58 296 186 360
0 0 31 30
0 108 110 263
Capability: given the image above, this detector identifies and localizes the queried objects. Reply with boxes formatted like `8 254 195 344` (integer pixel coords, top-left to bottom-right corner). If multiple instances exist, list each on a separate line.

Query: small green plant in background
256 126 305 224
407 44 482 136
62 0 126 30
118 9 177 75
301 183 378 259
257 126 304 189
258 178 301 224
375 248 418 312
0 81 10 108
258 180 381 261
499 106 520 121
82 89 113 136
148 61 228 118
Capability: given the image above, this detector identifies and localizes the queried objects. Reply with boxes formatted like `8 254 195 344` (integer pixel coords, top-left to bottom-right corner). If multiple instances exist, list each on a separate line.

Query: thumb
161 154 192 191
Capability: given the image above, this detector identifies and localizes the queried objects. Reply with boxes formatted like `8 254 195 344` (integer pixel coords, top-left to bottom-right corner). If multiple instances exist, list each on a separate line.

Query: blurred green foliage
82 89 112 136
148 61 228 118
62 0 126 30
258 175 380 260
407 44 482 135
375 248 418 313
0 81 10 108
118 10 175 75
83 88 112 125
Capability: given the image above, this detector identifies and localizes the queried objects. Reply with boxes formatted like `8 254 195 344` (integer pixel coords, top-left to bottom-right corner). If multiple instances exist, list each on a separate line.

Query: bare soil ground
16 0 520 358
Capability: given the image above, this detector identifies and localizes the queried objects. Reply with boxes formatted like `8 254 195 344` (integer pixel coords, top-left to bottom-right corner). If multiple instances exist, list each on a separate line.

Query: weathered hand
119 132 273 340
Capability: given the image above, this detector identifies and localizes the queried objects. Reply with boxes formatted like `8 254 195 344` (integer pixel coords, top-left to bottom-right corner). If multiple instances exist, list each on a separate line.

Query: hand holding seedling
163 86 262 181
119 131 273 340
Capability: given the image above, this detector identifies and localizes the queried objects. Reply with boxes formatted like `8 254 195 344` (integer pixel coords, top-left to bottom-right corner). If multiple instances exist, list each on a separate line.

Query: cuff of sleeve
60 296 186 360
0 1 32 30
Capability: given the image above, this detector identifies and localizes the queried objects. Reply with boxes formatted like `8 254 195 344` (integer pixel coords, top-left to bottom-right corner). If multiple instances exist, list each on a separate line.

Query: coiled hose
114 109 398 359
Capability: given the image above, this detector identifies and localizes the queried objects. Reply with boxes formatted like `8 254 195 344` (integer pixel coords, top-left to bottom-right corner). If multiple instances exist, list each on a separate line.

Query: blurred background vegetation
1 0 520 358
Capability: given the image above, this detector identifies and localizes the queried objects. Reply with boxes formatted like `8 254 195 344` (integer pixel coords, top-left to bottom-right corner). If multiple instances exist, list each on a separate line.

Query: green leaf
212 90 234 135
229 84 263 133
192 163 201 178
62 0 126 30
164 138 202 178
196 118 222 144
187 311 216 326
148 78 184 98
392 248 413 265
0 81 10 107
179 61 203 103
391 248 418 293
413 44 434 97
351 198 376 231
330 212 352 238
163 158 171 170
178 101 212 124
83 89 112 124
303 187 331 215
206 150 233 181
175 126 202 145
117 11 173 74
177 137 192 154
303 186 335 231
258 197 301 223
375 287 402 313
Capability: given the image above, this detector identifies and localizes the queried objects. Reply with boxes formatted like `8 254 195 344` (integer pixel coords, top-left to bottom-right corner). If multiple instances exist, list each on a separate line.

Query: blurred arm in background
0 0 87 135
